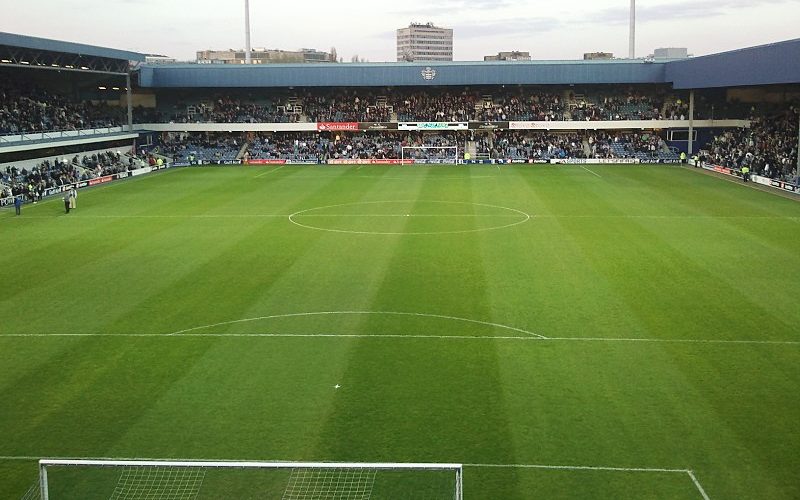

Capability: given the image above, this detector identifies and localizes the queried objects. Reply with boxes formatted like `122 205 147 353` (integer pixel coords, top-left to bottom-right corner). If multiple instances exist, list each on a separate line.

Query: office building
397 23 453 62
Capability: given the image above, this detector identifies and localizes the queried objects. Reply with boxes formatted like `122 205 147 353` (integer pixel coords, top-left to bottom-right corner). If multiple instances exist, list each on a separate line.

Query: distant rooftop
406 22 446 29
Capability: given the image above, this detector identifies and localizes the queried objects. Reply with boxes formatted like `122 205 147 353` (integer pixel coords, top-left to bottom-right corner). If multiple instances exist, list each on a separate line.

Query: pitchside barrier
34 459 463 500
690 160 800 195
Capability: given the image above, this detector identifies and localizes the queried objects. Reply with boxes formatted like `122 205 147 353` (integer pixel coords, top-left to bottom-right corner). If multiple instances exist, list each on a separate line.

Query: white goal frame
38 459 463 500
401 146 460 164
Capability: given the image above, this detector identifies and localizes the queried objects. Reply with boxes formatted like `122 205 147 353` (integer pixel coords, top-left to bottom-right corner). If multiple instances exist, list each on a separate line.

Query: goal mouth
36 459 463 500
401 146 460 164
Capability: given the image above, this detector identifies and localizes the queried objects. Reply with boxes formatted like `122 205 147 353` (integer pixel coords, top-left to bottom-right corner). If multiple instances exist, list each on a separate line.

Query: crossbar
41 459 462 469
39 460 463 500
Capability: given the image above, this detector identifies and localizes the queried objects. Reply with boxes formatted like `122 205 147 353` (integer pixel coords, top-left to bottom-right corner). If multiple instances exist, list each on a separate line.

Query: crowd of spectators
1 83 773 134
151 89 668 124
393 91 477 122
485 92 567 121
138 97 299 124
0 83 124 135
570 93 663 121
136 88 709 124
160 133 242 163
588 132 663 158
483 132 586 159
245 131 460 161
480 131 668 160
157 130 674 163
701 109 799 182
247 134 327 161
302 90 392 123
1 151 135 200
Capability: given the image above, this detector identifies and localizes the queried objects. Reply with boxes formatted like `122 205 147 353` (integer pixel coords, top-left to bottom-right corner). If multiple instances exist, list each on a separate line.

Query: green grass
1 164 799 499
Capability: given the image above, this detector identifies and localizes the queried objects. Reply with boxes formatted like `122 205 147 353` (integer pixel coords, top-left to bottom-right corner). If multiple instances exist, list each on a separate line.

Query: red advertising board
327 159 414 165
713 166 732 175
88 175 114 186
246 159 287 165
317 122 359 131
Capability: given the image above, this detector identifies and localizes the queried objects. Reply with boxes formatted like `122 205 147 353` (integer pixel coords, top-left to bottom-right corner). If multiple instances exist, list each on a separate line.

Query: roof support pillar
688 90 695 155
126 70 134 132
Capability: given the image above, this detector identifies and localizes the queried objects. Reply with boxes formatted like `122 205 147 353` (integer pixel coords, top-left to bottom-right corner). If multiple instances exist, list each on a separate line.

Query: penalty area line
465 463 689 473
0 454 710 497
469 463 711 499
687 470 712 500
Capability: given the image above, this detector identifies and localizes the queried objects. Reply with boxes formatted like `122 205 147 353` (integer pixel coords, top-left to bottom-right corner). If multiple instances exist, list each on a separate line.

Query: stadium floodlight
244 0 252 64
401 146 460 165
629 0 636 59
35 459 463 500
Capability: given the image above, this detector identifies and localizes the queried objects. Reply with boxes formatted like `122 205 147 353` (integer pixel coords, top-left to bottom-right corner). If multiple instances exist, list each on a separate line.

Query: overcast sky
2 0 799 61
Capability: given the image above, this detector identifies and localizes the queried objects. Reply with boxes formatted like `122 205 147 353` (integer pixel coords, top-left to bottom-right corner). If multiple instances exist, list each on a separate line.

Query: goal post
37 459 463 500
401 146 460 165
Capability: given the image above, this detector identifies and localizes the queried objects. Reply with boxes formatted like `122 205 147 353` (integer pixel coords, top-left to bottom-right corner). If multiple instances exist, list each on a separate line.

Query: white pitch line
288 200 532 235
167 311 548 339
580 165 602 178
687 470 712 500
294 214 523 218
465 463 689 473
2 333 539 340
3 333 799 346
283 174 502 180
534 214 800 220
544 336 800 346
7 214 293 219
0 455 689 474
8 213 796 221
254 165 286 178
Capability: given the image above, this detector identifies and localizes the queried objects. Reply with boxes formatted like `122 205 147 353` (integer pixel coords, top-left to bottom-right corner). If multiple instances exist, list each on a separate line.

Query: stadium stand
302 90 393 123
0 82 124 134
157 131 687 164
247 134 327 161
1 151 139 199
160 134 243 163
701 109 799 182
136 96 299 124
0 85 745 133
134 87 707 124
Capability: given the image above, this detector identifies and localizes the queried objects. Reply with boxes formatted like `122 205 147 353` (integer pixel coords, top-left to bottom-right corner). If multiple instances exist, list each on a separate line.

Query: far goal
34 459 463 499
401 146 460 165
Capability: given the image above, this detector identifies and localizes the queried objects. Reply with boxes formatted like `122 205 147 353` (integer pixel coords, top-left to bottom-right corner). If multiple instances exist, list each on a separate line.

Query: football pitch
1 164 799 499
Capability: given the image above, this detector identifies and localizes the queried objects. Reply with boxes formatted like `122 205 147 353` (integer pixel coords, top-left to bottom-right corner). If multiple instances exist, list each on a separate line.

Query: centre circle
288 200 532 235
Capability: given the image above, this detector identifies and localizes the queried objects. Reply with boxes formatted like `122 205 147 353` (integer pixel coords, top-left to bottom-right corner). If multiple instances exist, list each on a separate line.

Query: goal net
401 146 460 165
34 459 463 500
